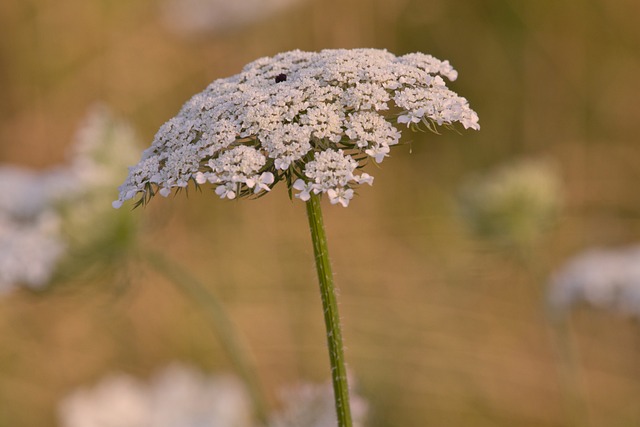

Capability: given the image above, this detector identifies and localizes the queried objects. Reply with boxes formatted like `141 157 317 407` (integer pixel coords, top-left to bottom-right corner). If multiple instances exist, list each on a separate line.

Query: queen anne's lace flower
0 165 73 294
58 364 368 427
0 210 66 294
0 105 141 295
114 49 479 209
547 245 640 318
58 364 254 427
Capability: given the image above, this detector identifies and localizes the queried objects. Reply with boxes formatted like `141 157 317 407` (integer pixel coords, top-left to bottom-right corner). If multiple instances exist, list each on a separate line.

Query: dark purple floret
275 73 287 83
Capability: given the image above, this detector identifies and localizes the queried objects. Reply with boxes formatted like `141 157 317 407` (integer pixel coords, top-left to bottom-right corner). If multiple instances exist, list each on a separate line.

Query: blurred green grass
1 0 640 426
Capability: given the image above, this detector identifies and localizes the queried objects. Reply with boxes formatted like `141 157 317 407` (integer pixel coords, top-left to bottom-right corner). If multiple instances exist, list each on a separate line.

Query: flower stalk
143 250 269 425
305 192 353 427
113 48 480 427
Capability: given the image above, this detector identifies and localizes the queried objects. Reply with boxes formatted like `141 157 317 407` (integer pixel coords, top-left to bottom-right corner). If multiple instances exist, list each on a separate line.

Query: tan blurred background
1 0 640 426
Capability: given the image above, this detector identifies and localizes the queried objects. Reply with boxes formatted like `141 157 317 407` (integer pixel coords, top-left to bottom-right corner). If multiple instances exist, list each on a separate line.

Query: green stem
517 248 590 427
546 309 591 427
143 250 269 425
305 193 353 427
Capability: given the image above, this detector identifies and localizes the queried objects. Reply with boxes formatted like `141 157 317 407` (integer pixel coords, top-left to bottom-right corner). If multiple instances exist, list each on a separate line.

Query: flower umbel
58 364 254 427
458 158 562 248
547 245 640 319
114 49 479 209
0 105 141 295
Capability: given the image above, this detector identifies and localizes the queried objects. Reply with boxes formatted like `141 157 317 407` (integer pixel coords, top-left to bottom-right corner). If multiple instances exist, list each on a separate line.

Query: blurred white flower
458 158 563 248
59 365 371 427
0 165 75 219
69 104 141 194
59 375 151 427
0 165 74 294
547 245 640 318
0 104 141 295
160 0 307 37
0 210 66 294
150 365 254 427
269 379 368 427
60 104 142 248
114 49 478 209
58 364 254 427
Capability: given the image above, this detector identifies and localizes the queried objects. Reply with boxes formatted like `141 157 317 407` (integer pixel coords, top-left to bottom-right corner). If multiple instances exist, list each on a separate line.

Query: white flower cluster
0 105 140 295
547 245 640 318
58 364 369 427
195 145 275 200
58 364 254 427
69 104 141 193
0 210 66 294
62 104 142 248
0 166 73 294
114 49 479 209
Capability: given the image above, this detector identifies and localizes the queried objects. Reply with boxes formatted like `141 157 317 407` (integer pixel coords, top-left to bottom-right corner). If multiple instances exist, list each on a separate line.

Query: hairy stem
305 193 353 427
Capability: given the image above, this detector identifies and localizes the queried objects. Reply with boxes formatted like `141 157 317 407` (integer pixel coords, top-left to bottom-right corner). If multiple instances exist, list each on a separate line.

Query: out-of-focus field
1 0 640 426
